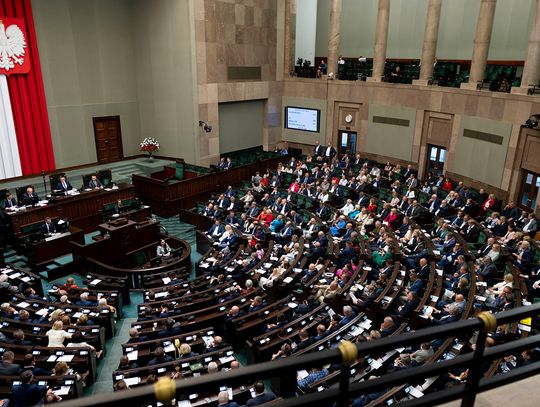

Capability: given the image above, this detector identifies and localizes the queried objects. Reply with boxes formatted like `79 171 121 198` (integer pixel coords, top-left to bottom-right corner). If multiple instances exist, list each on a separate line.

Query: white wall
295 0 318 64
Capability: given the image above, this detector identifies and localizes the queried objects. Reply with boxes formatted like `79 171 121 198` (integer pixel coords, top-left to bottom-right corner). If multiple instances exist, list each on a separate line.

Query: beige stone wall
281 77 540 205
194 0 281 166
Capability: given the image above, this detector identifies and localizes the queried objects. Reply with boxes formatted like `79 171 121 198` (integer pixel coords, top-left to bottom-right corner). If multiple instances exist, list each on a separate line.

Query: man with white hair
0 274 18 298
217 390 240 407
76 292 95 307
207 361 219 373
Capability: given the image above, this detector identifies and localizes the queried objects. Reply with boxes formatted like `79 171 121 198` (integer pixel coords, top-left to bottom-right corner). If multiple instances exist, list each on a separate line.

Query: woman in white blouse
46 320 72 347
390 191 400 207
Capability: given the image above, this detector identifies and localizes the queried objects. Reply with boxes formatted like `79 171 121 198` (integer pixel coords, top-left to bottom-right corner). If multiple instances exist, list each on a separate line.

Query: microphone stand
41 171 48 195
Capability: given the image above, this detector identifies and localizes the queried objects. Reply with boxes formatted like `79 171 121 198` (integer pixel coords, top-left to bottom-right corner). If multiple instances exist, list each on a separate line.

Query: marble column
327 0 342 77
413 0 442 86
512 0 540 94
368 0 390 82
461 0 497 90
284 0 296 77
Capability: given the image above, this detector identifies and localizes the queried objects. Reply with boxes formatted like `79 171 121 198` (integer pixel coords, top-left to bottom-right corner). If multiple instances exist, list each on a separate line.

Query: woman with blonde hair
178 343 197 359
46 320 72 347
52 361 75 377
48 308 65 322
97 297 117 316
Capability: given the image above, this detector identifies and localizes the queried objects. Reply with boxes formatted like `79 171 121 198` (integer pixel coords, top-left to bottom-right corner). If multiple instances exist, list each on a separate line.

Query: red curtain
0 0 55 175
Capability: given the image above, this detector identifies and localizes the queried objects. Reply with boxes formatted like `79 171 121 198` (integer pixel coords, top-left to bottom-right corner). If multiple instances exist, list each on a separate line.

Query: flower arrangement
140 137 160 153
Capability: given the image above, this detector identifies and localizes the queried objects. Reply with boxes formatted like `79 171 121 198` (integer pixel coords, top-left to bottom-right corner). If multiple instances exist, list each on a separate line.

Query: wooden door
93 116 123 164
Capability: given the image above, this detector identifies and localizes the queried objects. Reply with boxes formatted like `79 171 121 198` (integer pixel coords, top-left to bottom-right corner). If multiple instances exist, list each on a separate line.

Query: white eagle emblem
0 19 26 71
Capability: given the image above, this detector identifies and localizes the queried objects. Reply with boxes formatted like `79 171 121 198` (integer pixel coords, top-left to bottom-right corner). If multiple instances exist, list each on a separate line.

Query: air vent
463 129 503 145
227 66 262 81
372 116 410 127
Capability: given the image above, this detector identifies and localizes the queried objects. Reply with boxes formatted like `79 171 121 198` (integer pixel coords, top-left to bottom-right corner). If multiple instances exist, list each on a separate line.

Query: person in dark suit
323 142 337 161
157 318 181 338
217 390 240 407
75 292 95 307
0 351 21 375
127 328 149 343
12 370 50 407
55 175 73 192
208 220 225 238
246 381 276 406
292 329 314 353
41 217 56 235
313 141 324 158
3 191 17 209
147 347 173 366
397 292 420 317
87 175 104 189
477 256 497 286
10 329 33 346
22 186 39 206
22 354 51 377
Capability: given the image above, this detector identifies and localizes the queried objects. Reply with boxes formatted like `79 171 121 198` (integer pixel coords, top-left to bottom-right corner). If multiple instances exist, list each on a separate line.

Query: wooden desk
6 183 136 237
23 226 85 266
72 232 192 289
133 155 289 217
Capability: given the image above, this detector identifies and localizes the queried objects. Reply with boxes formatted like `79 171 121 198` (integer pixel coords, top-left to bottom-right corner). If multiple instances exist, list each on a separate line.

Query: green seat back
175 162 185 180
133 251 147 266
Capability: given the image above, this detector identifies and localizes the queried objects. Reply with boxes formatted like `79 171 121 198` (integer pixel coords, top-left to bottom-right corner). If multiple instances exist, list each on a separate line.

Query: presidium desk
6 183 139 239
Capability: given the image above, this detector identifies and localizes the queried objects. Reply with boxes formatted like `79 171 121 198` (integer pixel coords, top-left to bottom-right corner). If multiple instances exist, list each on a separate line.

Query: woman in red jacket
442 178 453 192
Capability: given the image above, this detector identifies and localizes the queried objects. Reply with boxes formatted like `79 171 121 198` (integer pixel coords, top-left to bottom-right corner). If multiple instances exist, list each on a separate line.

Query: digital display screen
285 106 320 133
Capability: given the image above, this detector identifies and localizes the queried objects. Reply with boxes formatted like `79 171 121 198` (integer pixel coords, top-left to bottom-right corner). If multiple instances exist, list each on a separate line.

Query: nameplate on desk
44 232 70 242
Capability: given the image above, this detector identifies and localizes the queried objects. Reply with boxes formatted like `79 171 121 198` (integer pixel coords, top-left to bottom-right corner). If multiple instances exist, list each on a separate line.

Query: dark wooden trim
133 155 289 217
445 170 508 201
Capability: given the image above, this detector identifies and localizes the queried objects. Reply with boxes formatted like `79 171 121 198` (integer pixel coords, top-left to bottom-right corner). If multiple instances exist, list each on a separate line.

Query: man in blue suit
55 175 73 192
277 221 294 244
246 382 276 406
12 370 49 407
75 292 96 307
208 220 225 239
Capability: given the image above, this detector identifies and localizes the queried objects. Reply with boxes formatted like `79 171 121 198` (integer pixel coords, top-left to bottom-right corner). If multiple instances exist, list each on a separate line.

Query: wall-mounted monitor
284 106 320 133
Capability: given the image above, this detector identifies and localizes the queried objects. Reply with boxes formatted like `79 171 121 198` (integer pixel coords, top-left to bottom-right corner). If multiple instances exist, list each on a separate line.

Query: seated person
246 381 276 406
115 199 130 214
12 370 51 407
87 174 104 189
147 347 173 366
3 191 17 208
41 217 57 235
76 292 96 307
22 186 39 205
0 351 22 375
55 175 73 192
156 239 171 257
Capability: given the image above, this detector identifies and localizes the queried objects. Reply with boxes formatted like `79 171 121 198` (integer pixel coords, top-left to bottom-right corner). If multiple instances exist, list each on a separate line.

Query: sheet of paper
123 377 140 386
57 355 74 362
54 386 72 396
219 355 235 364
127 350 138 361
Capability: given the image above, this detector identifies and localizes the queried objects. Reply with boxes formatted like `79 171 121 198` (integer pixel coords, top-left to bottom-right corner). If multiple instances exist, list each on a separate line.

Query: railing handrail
56 302 540 407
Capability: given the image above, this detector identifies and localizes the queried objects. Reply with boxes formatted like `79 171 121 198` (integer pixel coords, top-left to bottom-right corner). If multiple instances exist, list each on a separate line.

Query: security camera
199 121 212 133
